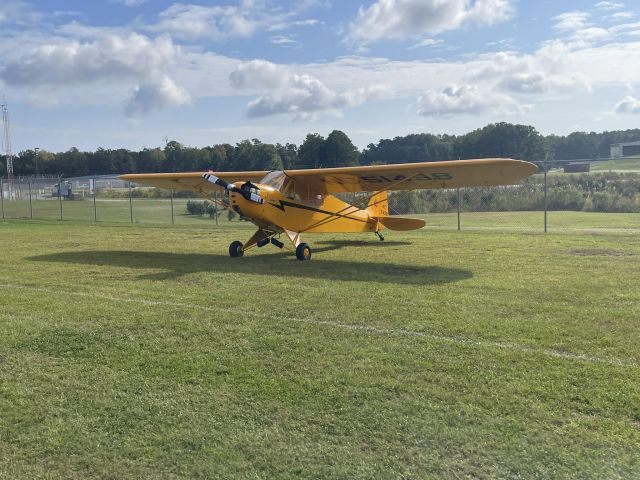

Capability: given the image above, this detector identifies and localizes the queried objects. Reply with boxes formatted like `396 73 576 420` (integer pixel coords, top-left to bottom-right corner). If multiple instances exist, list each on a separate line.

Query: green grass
1 220 640 479
591 156 640 172
4 197 640 234
420 211 640 232
1 198 235 226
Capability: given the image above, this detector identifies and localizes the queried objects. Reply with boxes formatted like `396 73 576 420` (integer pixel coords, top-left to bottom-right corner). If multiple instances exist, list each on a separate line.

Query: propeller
202 173 233 190
202 173 263 204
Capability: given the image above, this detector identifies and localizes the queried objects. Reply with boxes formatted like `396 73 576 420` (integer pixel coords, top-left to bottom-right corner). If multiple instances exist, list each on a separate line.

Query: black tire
295 243 312 261
229 240 244 258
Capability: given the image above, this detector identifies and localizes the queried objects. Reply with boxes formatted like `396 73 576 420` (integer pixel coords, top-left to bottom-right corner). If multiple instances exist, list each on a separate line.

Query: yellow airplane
120 158 537 260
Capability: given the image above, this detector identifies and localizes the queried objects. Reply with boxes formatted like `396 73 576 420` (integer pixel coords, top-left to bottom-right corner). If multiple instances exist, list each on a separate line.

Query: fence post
28 180 33 219
214 191 219 226
456 188 461 231
170 190 174 225
543 159 548 233
1 177 4 219
129 181 133 223
93 177 97 222
58 177 63 221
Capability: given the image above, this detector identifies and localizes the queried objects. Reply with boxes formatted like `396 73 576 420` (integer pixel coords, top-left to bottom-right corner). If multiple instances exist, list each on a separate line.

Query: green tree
453 122 545 161
15 149 38 175
138 148 166 173
58 148 89 176
318 130 359 168
298 133 324 168
254 142 283 171
163 141 184 171
276 143 298 169
361 133 452 165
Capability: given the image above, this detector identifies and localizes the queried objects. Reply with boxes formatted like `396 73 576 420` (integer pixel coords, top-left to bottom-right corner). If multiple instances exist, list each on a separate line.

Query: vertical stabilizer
366 191 388 217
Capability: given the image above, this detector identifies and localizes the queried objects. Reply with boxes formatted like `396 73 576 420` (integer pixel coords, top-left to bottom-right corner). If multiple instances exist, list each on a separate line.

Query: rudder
366 191 388 217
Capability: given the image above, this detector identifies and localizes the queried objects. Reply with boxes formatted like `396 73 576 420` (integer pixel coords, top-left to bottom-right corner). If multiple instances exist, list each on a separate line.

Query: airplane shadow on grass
29 241 472 285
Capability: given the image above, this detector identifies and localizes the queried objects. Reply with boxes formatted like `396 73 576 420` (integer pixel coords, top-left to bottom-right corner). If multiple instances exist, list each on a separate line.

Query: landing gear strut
375 231 385 241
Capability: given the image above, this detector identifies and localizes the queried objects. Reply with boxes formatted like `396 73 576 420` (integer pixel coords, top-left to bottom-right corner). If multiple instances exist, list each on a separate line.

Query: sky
1 0 640 153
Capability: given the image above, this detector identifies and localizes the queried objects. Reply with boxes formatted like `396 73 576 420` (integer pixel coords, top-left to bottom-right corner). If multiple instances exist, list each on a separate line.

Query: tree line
389 172 640 214
2 123 640 178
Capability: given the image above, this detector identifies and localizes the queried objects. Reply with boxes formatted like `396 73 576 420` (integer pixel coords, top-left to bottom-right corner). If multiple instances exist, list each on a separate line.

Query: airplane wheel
295 243 312 261
229 240 244 258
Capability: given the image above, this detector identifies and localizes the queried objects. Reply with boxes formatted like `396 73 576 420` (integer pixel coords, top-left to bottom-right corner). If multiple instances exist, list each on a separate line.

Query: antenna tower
1 103 14 181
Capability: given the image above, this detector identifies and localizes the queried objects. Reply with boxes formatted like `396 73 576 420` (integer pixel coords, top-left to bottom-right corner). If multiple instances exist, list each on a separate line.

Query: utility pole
34 147 40 178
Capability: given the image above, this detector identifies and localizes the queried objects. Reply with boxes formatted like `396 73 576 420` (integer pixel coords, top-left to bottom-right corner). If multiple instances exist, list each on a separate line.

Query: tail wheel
295 243 312 261
229 240 244 258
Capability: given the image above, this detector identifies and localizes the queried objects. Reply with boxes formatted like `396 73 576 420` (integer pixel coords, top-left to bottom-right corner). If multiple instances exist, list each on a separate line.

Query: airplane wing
119 159 537 195
119 171 269 195
285 158 538 194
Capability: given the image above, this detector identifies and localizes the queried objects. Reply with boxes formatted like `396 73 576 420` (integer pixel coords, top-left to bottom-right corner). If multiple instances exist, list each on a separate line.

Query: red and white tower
1 103 13 181
1 103 14 181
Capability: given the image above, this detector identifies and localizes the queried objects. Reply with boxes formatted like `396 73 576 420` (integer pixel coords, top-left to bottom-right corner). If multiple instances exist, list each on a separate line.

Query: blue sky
1 0 640 153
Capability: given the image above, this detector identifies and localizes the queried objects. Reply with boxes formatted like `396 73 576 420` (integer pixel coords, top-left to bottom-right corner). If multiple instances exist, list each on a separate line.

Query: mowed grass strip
0 219 639 479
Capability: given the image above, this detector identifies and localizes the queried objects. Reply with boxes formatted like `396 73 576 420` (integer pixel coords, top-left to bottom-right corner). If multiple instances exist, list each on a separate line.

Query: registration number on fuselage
359 172 453 183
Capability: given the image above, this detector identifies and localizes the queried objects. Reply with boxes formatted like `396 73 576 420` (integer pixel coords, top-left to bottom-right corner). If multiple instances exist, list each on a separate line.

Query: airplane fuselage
228 182 380 234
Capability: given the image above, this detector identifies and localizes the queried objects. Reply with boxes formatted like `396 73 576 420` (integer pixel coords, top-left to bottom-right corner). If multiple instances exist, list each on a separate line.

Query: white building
610 141 640 158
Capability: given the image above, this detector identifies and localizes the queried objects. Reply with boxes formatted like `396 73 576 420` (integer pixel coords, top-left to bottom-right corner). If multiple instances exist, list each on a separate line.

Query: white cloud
125 75 190 117
268 18 321 32
346 0 515 45
549 10 635 47
595 2 624 11
270 34 299 46
416 84 524 117
147 3 256 40
229 59 287 89
615 95 640 114
608 12 634 21
113 0 147 6
0 33 178 87
0 0 42 25
0 32 194 117
146 2 321 41
230 60 390 119
468 45 590 95
553 11 591 32
464 0 515 25
408 38 444 49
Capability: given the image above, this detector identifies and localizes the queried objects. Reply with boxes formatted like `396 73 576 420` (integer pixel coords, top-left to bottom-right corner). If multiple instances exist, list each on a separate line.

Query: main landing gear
375 231 385 241
295 243 312 261
228 228 313 261
229 240 244 257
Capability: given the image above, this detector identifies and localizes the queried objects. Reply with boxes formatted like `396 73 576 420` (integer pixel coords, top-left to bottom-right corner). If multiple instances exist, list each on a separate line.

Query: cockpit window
260 171 288 191
259 170 325 206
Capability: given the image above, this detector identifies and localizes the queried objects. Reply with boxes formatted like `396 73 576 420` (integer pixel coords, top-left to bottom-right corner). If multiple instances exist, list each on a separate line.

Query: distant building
610 141 640 158
564 163 590 173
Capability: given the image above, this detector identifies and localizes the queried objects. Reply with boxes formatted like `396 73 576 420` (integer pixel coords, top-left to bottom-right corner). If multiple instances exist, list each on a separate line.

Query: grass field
3 197 640 234
591 156 640 172
0 198 231 226
1 219 640 478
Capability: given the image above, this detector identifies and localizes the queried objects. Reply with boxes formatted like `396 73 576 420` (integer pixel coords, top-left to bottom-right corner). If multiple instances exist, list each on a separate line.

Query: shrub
186 200 206 215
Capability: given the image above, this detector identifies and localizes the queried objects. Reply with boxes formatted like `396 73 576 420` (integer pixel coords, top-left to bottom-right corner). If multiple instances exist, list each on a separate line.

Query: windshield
260 171 288 191
259 170 324 206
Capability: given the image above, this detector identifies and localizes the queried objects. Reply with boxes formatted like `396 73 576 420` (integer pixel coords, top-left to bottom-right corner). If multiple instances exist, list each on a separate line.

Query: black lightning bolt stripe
267 200 374 224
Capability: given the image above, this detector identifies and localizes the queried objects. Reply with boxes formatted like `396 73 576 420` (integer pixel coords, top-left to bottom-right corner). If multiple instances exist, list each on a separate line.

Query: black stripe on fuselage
267 200 373 224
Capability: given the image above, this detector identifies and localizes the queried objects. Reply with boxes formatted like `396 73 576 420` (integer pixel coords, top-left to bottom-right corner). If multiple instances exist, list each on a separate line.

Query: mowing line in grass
2 282 637 370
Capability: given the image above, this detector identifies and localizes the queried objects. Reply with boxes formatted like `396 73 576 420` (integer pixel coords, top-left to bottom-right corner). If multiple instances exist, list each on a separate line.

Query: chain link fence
2 166 639 234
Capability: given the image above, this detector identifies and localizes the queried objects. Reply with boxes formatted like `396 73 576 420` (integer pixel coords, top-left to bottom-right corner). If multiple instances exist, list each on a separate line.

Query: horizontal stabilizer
376 216 426 231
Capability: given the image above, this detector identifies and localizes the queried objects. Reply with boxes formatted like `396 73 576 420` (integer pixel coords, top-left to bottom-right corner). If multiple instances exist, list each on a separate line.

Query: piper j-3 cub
120 159 537 261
